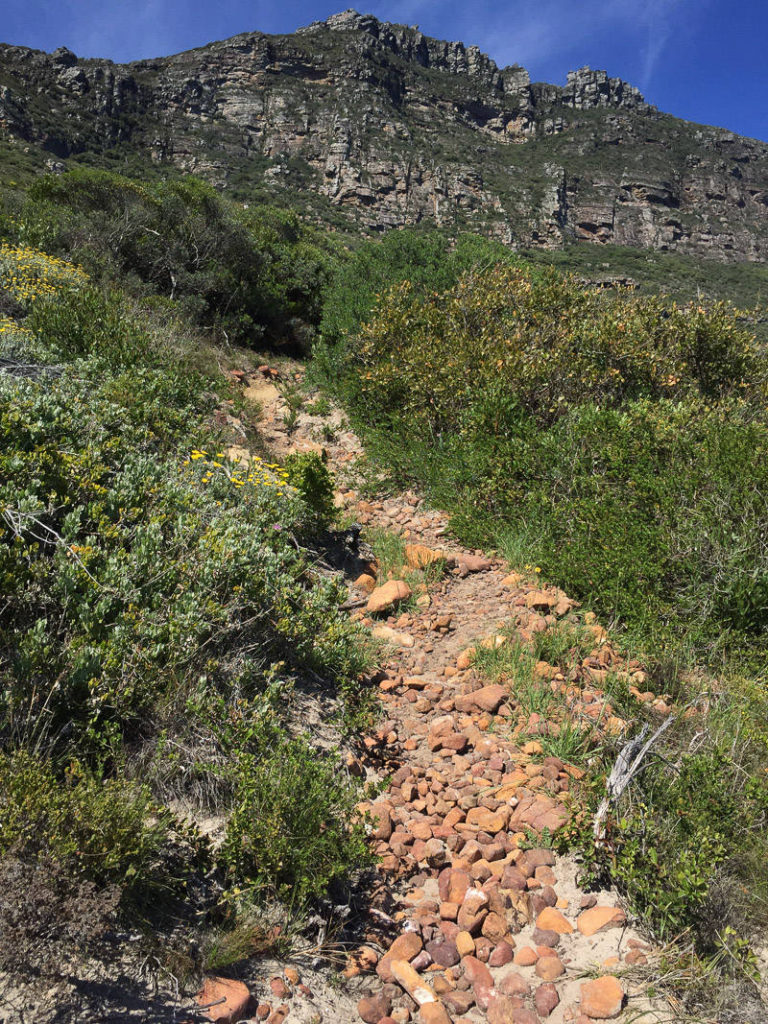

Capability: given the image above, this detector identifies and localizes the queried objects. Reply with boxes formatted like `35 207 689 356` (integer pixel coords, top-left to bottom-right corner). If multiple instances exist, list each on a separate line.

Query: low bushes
315 228 515 379
0 751 188 909
10 168 338 347
331 263 768 654
0 233 374 951
321 256 768 966
221 736 371 908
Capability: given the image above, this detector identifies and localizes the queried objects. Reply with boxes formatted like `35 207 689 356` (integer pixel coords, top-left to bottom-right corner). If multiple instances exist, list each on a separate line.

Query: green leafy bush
0 368 367 749
17 169 337 346
318 228 514 353
221 736 371 908
28 284 153 365
283 450 337 532
0 751 189 909
349 264 762 435
332 263 768 653
0 226 374 930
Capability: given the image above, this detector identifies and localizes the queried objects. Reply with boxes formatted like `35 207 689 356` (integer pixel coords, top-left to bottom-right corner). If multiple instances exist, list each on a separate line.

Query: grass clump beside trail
0 231 377 979
318 253 768 1001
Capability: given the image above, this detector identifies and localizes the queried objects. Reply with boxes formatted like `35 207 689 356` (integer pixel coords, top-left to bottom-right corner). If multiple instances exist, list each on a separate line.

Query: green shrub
348 265 761 436
283 450 337 532
0 281 368 757
20 169 337 346
27 284 152 366
220 736 371 908
319 228 514 348
331 263 768 654
0 209 375 951
0 751 190 909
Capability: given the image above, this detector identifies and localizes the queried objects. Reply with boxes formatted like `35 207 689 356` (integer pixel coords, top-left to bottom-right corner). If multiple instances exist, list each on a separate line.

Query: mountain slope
1 9 767 263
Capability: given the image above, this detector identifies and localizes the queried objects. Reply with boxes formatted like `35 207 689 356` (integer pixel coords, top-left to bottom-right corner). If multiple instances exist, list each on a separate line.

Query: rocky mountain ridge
1 9 767 261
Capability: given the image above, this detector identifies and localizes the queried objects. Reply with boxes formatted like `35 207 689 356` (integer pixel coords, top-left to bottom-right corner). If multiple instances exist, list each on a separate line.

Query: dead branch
593 715 676 844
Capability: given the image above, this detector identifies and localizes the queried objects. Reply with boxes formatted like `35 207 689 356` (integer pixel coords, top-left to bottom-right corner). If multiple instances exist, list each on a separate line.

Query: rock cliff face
1 9 767 261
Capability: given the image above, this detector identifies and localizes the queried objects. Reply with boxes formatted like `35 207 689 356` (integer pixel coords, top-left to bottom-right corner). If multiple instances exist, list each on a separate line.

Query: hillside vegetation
0 174 375 981
1 170 767 1016
319 231 768 966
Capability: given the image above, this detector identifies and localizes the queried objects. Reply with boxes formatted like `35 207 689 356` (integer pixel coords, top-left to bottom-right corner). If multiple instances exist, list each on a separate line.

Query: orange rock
371 624 415 647
509 793 569 833
405 544 445 569
419 1002 453 1024
536 907 573 934
576 906 626 937
456 647 476 670
535 956 565 981
390 960 438 1006
625 949 648 965
196 976 252 1023
455 684 507 714
525 590 557 610
522 740 543 755
354 573 377 593
462 955 494 1010
513 946 538 966
367 580 412 614
457 889 489 933
579 976 625 1019
487 995 525 1024
481 911 509 942
358 991 392 1023
389 932 423 961
466 805 511 833
447 870 472 904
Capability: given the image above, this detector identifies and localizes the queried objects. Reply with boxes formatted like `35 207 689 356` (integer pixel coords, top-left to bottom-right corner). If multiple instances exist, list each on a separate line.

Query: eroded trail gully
203 368 671 1024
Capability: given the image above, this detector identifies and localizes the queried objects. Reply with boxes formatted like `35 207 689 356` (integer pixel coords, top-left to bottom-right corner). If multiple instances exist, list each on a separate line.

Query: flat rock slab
577 905 627 936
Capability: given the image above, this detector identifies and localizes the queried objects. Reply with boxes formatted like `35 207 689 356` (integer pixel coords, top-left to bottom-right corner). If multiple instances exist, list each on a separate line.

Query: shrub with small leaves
220 736 371 908
283 450 337 532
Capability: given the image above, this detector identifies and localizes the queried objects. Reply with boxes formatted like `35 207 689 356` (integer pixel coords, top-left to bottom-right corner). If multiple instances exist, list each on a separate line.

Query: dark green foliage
0 751 188 909
221 736 371 908
319 228 514 346
283 450 337 531
561 677 768 945
27 283 153 365
17 169 336 347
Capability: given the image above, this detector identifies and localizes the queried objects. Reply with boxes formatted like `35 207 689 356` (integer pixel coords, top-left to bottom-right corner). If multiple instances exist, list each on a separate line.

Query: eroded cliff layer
1 9 767 260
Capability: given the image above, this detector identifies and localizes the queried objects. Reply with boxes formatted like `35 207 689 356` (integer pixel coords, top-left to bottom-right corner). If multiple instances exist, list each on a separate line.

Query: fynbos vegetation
0 184 376 993
1 15 767 1014
320 244 768 992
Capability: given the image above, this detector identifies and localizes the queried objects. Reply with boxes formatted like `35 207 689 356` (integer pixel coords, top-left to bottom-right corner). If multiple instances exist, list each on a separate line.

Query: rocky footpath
192 367 671 1024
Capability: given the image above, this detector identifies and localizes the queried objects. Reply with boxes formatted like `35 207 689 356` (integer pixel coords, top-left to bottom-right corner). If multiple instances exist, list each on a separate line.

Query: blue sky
2 1 767 141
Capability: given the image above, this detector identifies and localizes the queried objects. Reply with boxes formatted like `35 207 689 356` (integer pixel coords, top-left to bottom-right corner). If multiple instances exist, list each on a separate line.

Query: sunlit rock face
1 9 767 260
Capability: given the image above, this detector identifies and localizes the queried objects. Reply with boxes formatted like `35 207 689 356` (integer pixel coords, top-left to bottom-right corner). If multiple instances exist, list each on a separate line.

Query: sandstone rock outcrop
1 11 766 264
